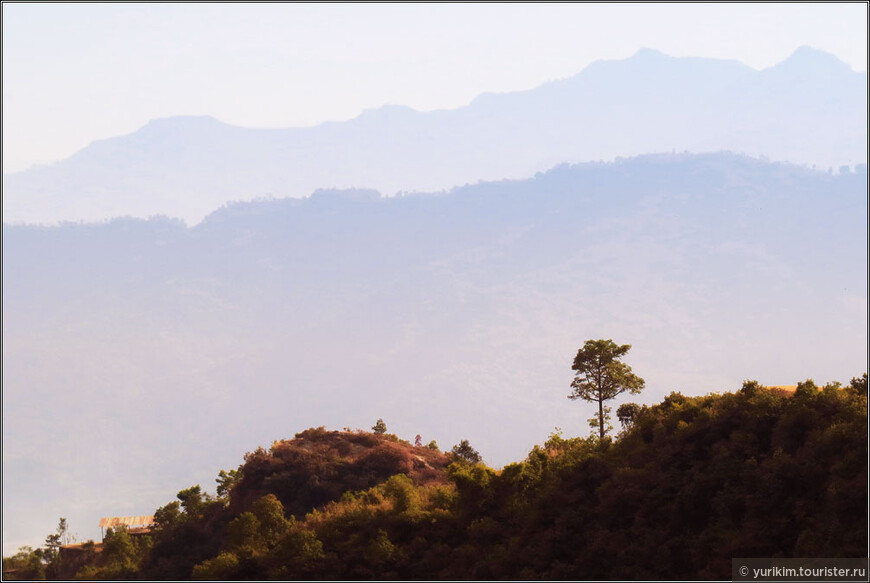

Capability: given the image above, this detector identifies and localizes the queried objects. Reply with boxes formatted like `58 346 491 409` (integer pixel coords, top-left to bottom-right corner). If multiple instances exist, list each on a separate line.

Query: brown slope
228 427 451 518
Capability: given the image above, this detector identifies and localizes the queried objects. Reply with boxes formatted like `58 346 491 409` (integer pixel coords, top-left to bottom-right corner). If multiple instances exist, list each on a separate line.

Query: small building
98 515 155 540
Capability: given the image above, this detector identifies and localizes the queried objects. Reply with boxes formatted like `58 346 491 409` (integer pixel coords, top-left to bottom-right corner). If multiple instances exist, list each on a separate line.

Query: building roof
98 515 154 528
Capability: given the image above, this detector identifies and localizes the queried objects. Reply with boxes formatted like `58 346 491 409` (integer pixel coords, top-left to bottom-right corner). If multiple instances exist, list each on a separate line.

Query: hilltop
226 427 451 518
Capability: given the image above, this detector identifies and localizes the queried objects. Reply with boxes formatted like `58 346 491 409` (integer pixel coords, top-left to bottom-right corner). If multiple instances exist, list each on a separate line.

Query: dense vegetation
5 375 866 580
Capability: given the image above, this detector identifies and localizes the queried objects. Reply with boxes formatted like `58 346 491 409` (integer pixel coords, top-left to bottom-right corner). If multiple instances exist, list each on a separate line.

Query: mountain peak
630 47 669 60
138 115 227 134
767 45 853 75
789 45 845 61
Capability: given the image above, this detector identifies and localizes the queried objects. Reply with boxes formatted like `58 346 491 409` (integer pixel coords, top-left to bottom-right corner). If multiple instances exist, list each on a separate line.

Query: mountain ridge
3 47 865 225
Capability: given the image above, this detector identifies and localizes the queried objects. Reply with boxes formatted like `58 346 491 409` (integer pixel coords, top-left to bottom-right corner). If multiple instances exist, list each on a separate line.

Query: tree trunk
598 396 604 439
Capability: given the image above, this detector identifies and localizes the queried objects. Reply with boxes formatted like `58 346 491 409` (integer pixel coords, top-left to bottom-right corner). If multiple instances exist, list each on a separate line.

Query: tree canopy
451 439 483 465
6 370 866 581
569 339 645 438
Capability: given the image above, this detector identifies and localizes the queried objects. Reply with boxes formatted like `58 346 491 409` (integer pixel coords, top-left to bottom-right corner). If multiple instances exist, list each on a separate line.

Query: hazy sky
2 2 867 172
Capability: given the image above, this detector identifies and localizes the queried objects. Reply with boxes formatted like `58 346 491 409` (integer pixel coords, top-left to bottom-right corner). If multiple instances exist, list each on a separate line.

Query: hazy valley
3 152 867 552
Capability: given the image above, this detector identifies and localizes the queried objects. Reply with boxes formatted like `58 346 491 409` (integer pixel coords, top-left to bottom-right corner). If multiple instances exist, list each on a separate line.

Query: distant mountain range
3 46 866 225
3 152 867 551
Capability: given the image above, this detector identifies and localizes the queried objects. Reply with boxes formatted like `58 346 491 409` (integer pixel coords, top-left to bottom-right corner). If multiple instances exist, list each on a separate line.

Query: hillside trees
42 517 69 562
1 546 47 580
18 372 865 580
39 517 76 578
569 339 645 438
145 485 225 579
451 440 483 465
216 468 242 499
850 373 867 395
66 527 152 580
616 402 641 430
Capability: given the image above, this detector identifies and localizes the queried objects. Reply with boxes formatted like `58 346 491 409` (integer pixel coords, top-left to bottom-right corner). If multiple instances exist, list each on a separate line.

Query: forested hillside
7 377 865 580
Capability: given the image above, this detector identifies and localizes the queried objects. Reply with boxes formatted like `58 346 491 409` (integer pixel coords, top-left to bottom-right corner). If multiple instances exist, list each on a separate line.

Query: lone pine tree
569 339 645 438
